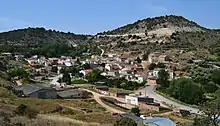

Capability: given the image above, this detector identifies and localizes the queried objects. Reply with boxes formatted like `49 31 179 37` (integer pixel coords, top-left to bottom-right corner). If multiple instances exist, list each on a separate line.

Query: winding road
98 46 105 57
48 70 199 114
135 85 200 114
82 88 124 114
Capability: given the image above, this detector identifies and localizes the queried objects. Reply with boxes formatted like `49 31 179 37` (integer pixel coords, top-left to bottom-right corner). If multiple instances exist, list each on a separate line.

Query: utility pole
145 84 147 97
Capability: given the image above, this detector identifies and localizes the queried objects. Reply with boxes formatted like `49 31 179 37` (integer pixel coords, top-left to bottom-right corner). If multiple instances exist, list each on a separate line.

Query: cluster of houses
24 51 174 86
26 55 78 68
87 52 174 85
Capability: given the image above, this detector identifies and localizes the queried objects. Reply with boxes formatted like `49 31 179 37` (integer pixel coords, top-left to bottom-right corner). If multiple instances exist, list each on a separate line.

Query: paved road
135 85 200 114
49 74 63 86
98 46 104 57
82 89 124 114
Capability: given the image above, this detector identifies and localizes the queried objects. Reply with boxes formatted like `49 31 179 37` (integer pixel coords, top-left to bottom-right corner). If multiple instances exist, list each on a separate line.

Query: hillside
0 15 220 60
93 16 220 62
98 15 205 35
0 27 91 52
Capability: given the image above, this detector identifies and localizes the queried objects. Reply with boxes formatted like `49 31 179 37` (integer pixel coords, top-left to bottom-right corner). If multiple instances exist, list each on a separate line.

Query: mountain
0 27 90 47
1 15 220 61
98 15 205 35
94 15 220 61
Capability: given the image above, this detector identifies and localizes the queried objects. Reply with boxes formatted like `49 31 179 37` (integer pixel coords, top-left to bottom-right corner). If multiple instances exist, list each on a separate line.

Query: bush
114 117 137 126
148 63 156 70
131 107 140 116
157 63 166 68
71 79 87 84
61 108 75 115
15 104 39 119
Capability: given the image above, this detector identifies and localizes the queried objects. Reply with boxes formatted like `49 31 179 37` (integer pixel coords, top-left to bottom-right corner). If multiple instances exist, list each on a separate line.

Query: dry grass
0 87 17 98
73 112 117 124
162 113 193 125
57 99 106 112
3 98 106 114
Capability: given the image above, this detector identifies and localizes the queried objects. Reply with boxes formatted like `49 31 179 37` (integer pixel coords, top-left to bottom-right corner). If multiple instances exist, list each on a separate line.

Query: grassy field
71 78 88 84
109 88 133 94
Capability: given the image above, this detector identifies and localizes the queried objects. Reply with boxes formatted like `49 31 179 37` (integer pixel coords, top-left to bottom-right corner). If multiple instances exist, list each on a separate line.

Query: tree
211 70 220 85
15 104 39 119
142 53 149 60
196 90 220 126
8 68 28 78
87 69 104 84
51 66 58 73
114 117 137 126
82 63 91 69
157 69 169 87
148 63 156 70
145 32 148 36
62 72 71 84
136 57 142 63
131 107 140 116
157 63 165 68
168 78 205 104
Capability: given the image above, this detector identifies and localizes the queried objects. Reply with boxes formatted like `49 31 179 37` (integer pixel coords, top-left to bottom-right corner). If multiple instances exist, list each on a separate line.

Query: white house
125 94 139 106
79 69 92 76
148 69 160 78
105 64 111 71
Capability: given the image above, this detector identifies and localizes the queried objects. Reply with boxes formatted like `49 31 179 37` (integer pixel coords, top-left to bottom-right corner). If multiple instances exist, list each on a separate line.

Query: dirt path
82 89 124 114
38 114 100 126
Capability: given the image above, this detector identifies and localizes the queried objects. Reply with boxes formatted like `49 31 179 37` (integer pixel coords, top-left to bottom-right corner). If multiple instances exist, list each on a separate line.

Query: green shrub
71 79 88 84
114 117 137 126
15 104 39 119
61 108 75 115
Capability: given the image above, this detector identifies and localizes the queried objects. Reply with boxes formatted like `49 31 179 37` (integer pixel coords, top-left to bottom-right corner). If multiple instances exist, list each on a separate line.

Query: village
1 50 198 126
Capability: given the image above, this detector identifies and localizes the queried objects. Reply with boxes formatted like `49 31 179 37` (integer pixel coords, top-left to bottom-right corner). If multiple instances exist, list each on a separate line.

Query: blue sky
0 0 220 34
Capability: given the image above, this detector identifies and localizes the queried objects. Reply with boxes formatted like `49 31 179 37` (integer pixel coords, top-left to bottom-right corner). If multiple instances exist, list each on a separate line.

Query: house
107 53 117 58
125 94 160 111
158 54 169 63
1 52 12 57
148 52 169 63
14 55 24 61
64 62 72 67
57 89 86 99
93 86 109 95
148 69 160 78
148 69 173 81
129 74 147 83
143 117 176 126
115 92 131 98
147 77 157 85
15 84 57 99
125 94 140 106
79 69 93 76
48 58 59 65
106 71 119 77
